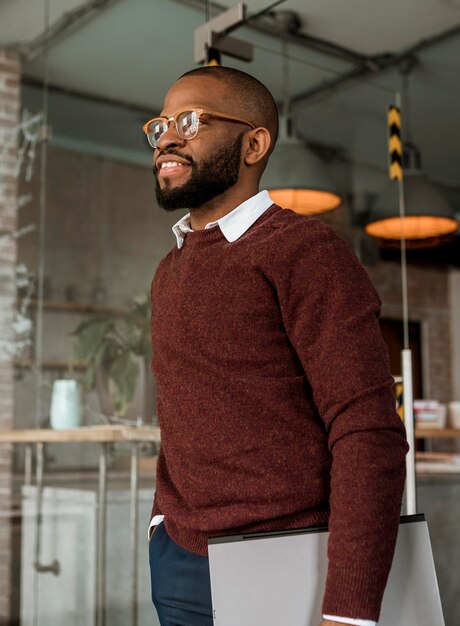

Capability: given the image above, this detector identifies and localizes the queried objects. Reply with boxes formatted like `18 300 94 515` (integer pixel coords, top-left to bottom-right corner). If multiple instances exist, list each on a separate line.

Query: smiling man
145 67 408 626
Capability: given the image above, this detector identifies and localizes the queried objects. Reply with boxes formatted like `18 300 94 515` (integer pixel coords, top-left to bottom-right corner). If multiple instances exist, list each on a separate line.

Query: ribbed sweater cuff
322 563 386 621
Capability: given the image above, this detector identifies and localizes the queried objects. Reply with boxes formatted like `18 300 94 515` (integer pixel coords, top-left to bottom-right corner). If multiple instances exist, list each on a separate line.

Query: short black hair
179 66 279 154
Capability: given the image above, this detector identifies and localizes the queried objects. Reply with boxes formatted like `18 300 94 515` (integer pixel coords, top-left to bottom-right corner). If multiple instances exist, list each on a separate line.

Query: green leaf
109 352 139 415
70 290 151 409
82 364 96 391
72 316 117 361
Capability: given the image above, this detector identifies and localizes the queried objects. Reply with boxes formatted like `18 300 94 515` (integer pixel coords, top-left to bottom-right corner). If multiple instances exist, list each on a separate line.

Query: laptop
208 514 444 626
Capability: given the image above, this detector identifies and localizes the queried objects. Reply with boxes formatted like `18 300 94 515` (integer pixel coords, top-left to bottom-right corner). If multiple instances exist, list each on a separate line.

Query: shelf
415 428 460 439
18 299 129 315
14 359 87 370
416 452 460 474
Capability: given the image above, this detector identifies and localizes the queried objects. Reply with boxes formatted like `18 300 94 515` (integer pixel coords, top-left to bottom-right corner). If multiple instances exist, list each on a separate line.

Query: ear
243 127 271 166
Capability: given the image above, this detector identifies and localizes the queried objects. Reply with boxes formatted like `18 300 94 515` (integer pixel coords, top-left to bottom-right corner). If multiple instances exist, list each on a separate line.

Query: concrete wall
13 145 178 473
17 147 175 310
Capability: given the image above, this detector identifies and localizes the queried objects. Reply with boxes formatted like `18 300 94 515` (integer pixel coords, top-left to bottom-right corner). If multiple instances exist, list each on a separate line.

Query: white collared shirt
151 190 376 626
172 189 274 249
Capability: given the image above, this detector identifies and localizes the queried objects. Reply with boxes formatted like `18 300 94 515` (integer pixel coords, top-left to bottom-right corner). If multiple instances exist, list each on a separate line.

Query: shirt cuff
323 615 376 626
147 514 165 540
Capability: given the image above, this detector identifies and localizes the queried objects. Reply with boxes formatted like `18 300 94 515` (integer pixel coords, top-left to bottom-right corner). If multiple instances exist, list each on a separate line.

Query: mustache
155 149 195 168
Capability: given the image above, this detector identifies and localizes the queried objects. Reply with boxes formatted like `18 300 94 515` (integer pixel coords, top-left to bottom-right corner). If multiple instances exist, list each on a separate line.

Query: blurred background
1 0 460 624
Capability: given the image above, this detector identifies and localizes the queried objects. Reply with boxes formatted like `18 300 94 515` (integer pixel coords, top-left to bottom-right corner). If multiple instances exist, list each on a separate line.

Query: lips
155 153 192 180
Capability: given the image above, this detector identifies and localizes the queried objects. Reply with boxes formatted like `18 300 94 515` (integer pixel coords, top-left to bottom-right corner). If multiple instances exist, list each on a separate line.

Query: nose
155 122 186 152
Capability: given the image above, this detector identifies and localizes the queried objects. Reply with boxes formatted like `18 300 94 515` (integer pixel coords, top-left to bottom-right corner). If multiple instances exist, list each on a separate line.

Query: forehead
161 75 233 116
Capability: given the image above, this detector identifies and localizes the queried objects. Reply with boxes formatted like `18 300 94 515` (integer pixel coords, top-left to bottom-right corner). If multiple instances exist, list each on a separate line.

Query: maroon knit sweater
150 204 408 620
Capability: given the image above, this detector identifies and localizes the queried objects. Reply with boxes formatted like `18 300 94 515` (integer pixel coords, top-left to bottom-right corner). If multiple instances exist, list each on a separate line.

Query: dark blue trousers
149 522 214 626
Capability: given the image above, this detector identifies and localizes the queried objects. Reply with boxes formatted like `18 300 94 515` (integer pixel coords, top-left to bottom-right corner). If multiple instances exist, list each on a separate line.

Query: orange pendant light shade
261 118 342 216
365 170 458 246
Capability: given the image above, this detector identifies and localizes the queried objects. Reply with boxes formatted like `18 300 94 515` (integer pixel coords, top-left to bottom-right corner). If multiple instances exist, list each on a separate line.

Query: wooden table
0 424 161 444
0 425 161 626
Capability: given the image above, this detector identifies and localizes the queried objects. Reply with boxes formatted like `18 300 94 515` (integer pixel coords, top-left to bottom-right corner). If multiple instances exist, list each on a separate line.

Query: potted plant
71 291 154 421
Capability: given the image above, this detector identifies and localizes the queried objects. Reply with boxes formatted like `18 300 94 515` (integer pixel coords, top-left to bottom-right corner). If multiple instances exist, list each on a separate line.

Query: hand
319 621 350 626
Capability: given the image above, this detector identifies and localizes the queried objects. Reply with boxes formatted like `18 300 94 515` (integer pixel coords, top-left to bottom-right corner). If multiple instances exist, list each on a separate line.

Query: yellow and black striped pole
206 47 221 66
388 105 403 180
389 97 416 515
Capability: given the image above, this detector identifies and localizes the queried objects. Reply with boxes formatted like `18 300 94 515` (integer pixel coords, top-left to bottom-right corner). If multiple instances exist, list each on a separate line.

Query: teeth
161 161 182 168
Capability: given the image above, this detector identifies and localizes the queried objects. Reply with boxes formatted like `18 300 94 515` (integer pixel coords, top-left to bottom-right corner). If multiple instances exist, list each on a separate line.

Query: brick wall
367 260 451 402
325 209 452 403
450 269 460 401
0 48 20 623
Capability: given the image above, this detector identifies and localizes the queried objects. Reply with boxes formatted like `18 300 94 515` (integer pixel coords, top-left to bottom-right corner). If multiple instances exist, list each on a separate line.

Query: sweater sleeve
272 218 408 621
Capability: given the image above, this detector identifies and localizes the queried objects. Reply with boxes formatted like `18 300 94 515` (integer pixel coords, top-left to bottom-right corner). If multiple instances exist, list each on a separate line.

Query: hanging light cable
261 31 342 215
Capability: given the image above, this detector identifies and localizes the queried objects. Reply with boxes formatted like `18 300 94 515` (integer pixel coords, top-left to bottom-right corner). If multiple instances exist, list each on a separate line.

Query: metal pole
396 93 410 353
34 0 50 432
32 443 60 576
96 443 107 626
402 349 417 514
130 443 139 626
396 89 417 515
24 444 33 486
33 442 44 626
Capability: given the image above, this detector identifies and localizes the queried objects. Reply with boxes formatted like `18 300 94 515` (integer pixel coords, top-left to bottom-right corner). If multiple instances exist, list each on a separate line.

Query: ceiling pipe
290 22 460 108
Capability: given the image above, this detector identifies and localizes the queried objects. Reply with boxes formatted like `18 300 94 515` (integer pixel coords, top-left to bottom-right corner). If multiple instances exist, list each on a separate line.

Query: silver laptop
208 514 444 626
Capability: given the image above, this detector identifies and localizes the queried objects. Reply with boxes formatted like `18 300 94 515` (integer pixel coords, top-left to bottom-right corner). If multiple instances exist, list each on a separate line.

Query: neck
189 183 259 230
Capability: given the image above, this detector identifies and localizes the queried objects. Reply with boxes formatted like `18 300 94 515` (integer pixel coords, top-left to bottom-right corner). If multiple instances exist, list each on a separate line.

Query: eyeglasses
143 108 256 148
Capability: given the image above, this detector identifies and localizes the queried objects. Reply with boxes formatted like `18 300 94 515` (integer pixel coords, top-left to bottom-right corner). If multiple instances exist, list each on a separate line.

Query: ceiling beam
18 0 121 61
22 74 154 116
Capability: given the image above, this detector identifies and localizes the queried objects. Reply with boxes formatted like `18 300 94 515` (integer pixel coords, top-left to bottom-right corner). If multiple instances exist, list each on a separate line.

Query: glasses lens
146 119 168 148
177 111 199 140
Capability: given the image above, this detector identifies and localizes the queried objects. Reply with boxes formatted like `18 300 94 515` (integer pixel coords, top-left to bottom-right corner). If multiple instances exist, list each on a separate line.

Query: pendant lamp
365 145 458 247
365 70 458 247
261 116 342 215
261 32 342 216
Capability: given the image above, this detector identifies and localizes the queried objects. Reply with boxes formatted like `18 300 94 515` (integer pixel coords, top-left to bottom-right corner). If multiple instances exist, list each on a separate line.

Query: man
144 66 408 626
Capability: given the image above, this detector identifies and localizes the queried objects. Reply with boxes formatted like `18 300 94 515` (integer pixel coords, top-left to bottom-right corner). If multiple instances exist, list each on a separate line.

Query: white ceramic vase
50 379 83 430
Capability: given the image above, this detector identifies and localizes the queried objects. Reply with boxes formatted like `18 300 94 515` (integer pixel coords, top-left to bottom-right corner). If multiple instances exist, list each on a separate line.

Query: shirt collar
171 190 274 249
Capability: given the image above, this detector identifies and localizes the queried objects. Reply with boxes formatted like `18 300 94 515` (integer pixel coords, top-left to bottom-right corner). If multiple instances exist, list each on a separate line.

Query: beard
154 132 244 211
